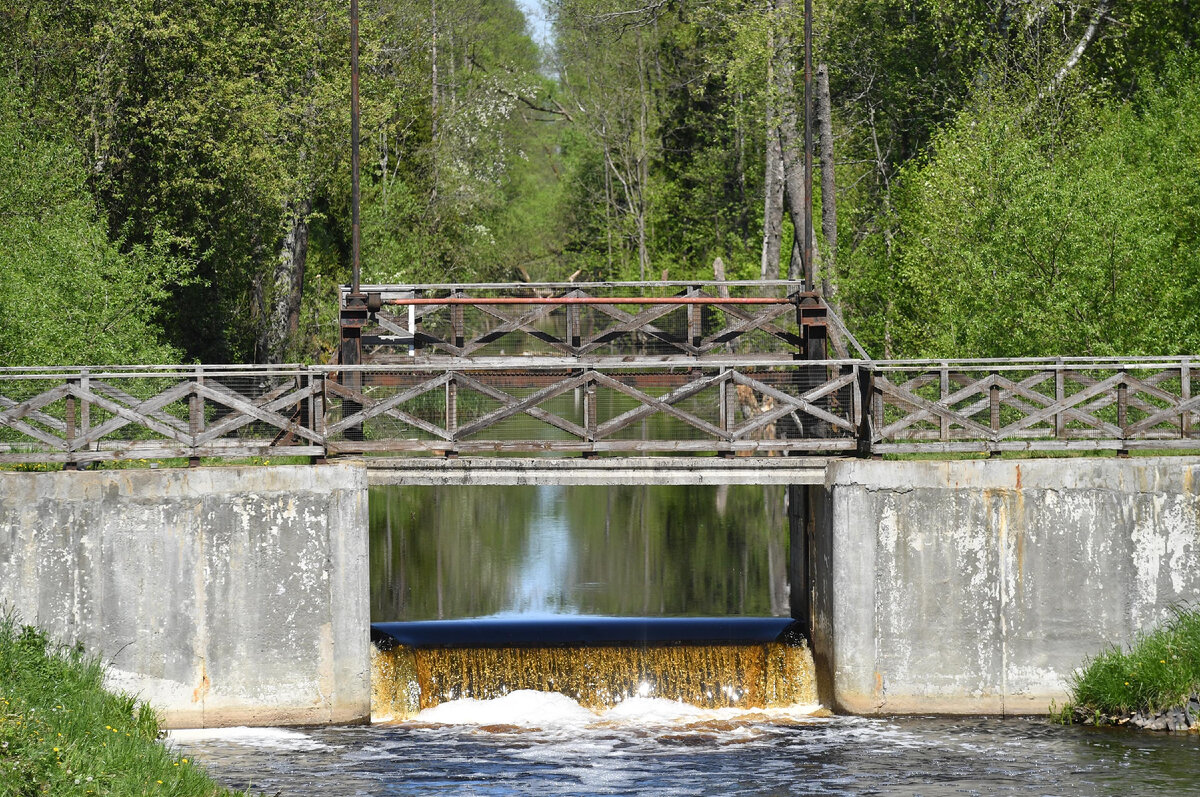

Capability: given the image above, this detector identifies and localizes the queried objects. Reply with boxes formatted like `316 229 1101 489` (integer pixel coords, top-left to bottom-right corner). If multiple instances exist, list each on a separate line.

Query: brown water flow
372 640 816 720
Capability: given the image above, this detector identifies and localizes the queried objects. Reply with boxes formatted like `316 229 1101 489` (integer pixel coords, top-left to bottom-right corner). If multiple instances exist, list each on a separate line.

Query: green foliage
841 54 1200 357
0 614 241 796
1066 604 1200 717
0 83 187 367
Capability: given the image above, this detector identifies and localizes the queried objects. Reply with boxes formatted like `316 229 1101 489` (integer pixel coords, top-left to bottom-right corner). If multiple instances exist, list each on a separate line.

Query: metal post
803 0 814 291
350 0 362 296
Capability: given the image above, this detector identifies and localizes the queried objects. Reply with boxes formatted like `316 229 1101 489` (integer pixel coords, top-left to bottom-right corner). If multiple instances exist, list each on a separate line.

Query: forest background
1 0 1197 367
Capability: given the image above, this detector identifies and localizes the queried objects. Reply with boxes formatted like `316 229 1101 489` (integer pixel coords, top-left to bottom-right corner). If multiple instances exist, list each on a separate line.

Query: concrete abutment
789 457 1200 714
0 464 370 729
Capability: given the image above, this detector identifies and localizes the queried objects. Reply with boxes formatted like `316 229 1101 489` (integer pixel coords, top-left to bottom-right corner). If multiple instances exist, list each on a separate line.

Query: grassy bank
0 615 241 796
1062 605 1200 721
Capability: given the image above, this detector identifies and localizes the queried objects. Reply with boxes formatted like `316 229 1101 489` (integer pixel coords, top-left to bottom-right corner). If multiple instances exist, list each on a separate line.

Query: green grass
0 614 244 796
1063 605 1200 718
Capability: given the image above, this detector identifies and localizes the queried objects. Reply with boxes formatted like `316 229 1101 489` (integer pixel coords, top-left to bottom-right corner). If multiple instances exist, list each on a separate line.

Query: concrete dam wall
2 456 1198 724
803 457 1200 714
0 464 370 728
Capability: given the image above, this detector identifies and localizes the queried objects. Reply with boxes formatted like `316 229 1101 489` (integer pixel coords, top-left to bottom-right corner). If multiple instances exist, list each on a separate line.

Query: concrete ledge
365 456 830 486
0 464 370 728
812 457 1200 714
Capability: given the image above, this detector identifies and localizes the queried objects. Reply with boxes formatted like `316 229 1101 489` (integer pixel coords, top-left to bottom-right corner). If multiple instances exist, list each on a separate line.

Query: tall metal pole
350 0 362 296
803 0 814 292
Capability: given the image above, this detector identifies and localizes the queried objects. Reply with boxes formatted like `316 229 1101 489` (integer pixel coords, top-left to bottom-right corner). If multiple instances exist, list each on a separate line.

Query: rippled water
170 695 1200 796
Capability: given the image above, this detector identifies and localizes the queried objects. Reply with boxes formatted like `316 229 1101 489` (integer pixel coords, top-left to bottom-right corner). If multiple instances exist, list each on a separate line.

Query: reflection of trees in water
369 484 789 621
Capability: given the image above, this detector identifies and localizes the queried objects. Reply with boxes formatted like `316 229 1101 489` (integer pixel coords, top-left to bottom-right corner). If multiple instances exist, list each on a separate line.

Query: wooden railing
341 281 827 361
1 358 1197 464
870 357 1198 454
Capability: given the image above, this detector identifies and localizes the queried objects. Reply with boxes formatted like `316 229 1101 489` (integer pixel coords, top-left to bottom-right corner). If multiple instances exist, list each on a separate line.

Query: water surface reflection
369 484 789 620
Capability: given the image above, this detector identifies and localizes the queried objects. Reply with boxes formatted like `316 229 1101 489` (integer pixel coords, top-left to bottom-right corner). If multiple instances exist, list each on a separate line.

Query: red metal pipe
381 296 794 306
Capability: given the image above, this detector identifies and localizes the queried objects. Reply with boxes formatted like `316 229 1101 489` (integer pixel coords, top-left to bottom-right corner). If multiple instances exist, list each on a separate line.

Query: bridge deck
363 456 830 486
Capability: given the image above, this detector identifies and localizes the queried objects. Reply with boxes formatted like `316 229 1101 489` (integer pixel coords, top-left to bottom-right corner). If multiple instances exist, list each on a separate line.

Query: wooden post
64 377 78 471
1182 358 1192 438
939 362 949 442
79 369 90 454
856 365 873 457
1118 375 1129 457
686 285 701 348
189 366 204 467
340 293 367 442
313 372 327 463
989 370 1001 458
566 304 580 352
446 375 457 437
584 373 597 455
450 289 465 350
872 375 884 457
1055 359 1066 439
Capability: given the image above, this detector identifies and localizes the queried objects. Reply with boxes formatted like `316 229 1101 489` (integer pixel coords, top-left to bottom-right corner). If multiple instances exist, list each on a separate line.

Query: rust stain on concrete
192 661 211 703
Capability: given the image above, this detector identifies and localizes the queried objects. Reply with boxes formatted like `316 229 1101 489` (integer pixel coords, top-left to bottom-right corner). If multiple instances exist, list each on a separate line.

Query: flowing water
171 484 1200 794
169 707 1200 795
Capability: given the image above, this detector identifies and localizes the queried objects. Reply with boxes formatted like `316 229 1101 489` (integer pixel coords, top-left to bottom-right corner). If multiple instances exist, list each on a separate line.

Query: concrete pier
0 464 370 728
799 457 1200 714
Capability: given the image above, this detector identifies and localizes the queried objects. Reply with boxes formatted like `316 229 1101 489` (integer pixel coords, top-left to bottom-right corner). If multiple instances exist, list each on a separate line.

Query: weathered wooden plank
577 301 695 355
452 371 590 440
730 371 857 436
0 394 67 433
194 381 322 444
593 371 726 440
876 375 996 439
325 373 451 437
463 301 572 355
327 438 857 454
70 380 195 446
1127 393 1200 434
695 300 800 349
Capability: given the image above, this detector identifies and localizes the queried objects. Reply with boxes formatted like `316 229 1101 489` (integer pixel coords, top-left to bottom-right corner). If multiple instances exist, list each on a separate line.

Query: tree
843 54 1200 357
0 84 187 366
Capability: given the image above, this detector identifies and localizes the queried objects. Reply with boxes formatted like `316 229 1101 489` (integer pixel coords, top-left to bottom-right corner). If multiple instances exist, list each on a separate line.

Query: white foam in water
166 727 330 751
407 689 826 729
413 689 595 726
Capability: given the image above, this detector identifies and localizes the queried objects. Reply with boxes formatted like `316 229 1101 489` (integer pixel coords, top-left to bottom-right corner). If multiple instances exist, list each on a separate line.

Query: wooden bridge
1 282 1197 467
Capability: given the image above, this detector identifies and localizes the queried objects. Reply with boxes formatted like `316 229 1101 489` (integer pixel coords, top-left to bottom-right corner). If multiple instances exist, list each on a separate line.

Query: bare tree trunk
761 130 784 280
261 196 313 364
764 0 816 284
635 28 651 281
430 0 440 207
817 63 838 303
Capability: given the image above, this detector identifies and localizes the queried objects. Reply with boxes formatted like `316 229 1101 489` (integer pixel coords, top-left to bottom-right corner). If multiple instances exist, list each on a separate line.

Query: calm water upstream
170 484 1200 794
